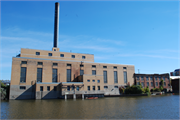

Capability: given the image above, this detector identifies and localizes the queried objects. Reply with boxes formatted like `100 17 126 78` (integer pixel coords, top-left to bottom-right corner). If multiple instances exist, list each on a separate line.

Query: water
1 94 179 119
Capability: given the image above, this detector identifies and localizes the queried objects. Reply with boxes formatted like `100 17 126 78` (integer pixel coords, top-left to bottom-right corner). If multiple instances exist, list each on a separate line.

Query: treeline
0 81 10 100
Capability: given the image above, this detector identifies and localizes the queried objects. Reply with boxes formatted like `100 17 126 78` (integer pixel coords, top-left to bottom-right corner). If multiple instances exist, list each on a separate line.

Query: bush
124 85 142 94
119 86 125 94
153 88 161 92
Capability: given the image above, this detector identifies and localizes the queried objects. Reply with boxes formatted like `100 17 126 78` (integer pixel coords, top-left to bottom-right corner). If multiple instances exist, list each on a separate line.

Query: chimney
53 2 59 48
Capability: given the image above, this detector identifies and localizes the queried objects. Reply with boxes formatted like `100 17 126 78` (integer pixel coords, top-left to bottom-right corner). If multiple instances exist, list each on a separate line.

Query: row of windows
136 82 169 87
36 52 86 59
136 76 168 81
19 86 57 91
21 61 127 70
87 86 118 91
20 67 128 84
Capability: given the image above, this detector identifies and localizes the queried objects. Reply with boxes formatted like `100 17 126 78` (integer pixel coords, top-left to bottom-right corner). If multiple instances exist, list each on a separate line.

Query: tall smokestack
53 2 59 48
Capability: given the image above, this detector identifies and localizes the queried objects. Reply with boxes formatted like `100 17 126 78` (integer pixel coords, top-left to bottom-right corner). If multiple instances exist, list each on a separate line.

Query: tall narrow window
114 71 118 83
20 67 26 83
37 68 42 82
52 69 57 82
67 69 71 82
47 86 50 91
93 86 95 90
103 71 107 83
80 70 84 75
92 70 96 75
123 71 127 83
98 86 100 90
40 86 43 91
147 82 149 87
88 86 90 91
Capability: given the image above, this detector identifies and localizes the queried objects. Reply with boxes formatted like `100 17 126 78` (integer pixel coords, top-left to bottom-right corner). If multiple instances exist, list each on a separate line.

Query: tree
159 79 164 91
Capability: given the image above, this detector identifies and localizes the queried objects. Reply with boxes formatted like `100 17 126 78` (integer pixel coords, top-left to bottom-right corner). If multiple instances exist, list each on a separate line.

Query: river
1 93 179 119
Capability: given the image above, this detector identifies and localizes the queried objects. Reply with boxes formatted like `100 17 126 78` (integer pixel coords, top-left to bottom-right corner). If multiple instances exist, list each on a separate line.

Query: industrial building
9 2 135 99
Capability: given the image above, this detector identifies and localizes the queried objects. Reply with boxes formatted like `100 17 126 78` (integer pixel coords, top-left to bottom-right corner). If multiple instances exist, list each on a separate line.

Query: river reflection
1 94 179 119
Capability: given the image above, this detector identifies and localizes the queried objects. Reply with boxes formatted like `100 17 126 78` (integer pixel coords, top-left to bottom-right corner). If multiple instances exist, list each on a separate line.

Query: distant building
170 69 180 76
134 73 171 91
0 80 10 86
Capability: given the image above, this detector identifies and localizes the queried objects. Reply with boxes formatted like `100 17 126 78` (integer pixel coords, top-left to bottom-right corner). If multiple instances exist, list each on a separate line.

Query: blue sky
0 0 179 80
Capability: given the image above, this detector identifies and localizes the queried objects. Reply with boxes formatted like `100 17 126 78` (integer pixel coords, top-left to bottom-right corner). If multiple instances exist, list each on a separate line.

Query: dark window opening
98 86 100 90
72 55 75 58
67 86 70 91
37 62 43 65
104 86 108 89
103 66 107 68
53 63 58 66
54 86 57 91
80 70 84 75
36 52 40 55
114 66 117 69
92 65 96 68
93 86 95 90
37 68 42 82
67 64 71 67
88 86 90 91
47 86 50 91
82 56 86 59
52 69 57 82
21 61 27 64
40 86 43 91
114 86 118 88
123 67 127 69
60 54 64 57
80 64 84 67
67 69 71 82
20 86 26 90
48 53 52 56
103 71 107 83
20 67 26 83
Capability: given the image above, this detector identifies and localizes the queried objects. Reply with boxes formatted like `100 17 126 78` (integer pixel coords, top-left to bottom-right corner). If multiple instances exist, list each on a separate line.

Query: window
87 80 90 82
82 56 86 59
114 86 118 88
114 71 118 83
97 80 100 83
104 86 108 89
137 76 139 80
71 55 75 58
88 86 90 91
93 86 95 90
20 67 26 83
159 76 161 80
146 76 149 81
80 64 84 67
76 86 79 91
163 77 165 81
92 65 96 68
54 86 57 91
53 63 58 66
21 61 27 64
156 82 158 86
92 80 95 82
124 71 127 83
141 76 144 81
92 70 96 75
114 66 117 69
54 49 56 51
150 76 153 81
40 86 43 91
36 52 40 55
164 82 166 86
137 82 140 85
103 66 107 68
20 86 26 90
98 86 100 90
52 69 57 82
72 86 75 90
103 71 107 83
60 54 64 57
37 62 43 65
47 86 50 91
80 70 84 75
67 86 70 91
67 69 71 82
141 82 144 87
155 76 157 81
37 68 42 82
48 53 52 56
147 82 149 87
151 82 153 87
123 67 127 69
67 64 71 67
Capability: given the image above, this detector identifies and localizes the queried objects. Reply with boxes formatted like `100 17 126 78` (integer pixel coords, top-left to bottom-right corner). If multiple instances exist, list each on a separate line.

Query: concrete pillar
73 94 76 99
65 94 67 100
82 94 84 99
